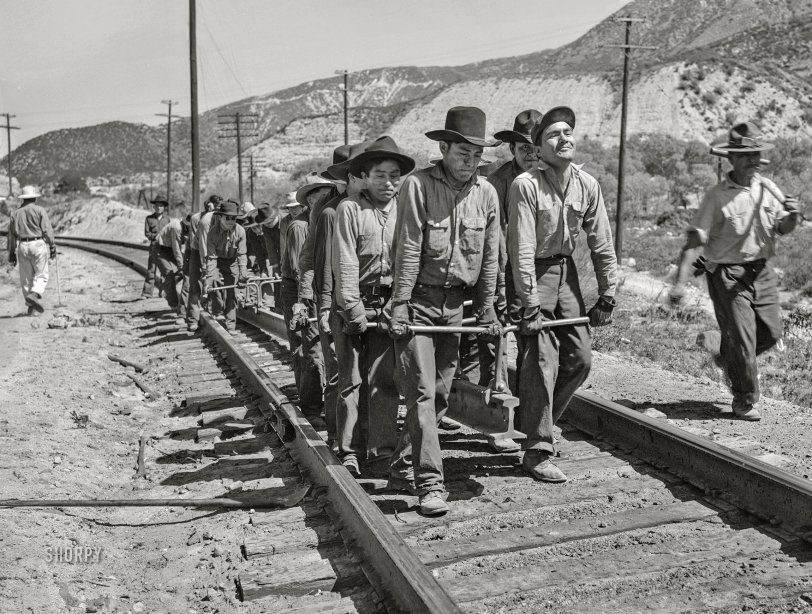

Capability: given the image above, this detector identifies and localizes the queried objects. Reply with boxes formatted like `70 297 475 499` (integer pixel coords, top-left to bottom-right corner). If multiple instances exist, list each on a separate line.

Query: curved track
58 236 812 613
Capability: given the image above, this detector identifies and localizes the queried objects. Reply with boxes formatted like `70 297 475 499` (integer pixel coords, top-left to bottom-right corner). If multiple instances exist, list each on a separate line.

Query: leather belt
535 254 569 264
18 237 43 242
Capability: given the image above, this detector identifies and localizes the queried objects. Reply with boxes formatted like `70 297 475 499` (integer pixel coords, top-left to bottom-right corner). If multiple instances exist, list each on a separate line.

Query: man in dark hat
184 194 221 331
140 195 170 299
670 121 800 421
388 106 501 515
203 199 248 333
332 136 415 477
507 106 618 483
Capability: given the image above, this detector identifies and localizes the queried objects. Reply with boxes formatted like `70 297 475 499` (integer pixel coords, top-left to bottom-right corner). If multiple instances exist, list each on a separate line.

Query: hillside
5 0 812 185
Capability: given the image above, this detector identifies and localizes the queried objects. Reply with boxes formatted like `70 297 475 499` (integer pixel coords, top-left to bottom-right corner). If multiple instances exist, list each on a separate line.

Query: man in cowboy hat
388 106 502 515
154 201 187 324
184 194 220 331
203 199 248 333
293 143 369 450
140 195 170 299
670 121 800 421
507 106 618 483
332 136 414 477
280 176 333 425
7 185 56 315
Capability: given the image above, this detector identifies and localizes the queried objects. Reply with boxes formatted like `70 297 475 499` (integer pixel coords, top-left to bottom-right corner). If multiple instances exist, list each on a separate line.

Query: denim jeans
281 277 324 414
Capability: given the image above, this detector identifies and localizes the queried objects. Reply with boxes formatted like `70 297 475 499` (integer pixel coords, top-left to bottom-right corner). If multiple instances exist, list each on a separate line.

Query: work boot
187 322 198 333
175 317 185 326
342 456 360 477
732 400 761 421
522 451 567 483
26 292 44 313
387 469 418 496
438 417 461 432
419 491 449 516
364 456 392 479
487 436 520 453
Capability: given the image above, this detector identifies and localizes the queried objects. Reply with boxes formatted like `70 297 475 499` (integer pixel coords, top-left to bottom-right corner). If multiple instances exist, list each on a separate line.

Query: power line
156 100 179 200
1 113 20 198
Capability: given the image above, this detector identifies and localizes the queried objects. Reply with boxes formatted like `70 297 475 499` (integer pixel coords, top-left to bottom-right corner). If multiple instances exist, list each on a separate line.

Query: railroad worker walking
155 202 187 324
332 137 415 477
388 107 501 515
6 185 56 315
185 195 219 331
508 106 618 483
281 176 333 426
670 122 800 421
203 199 248 333
140 195 169 299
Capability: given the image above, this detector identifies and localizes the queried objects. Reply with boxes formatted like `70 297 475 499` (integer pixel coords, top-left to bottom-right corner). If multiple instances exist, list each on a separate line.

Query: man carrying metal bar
203 199 248 333
388 107 501 515
155 201 187 325
185 195 219 331
281 175 334 426
7 185 56 315
332 137 415 477
140 195 169 299
670 121 800 421
508 106 618 483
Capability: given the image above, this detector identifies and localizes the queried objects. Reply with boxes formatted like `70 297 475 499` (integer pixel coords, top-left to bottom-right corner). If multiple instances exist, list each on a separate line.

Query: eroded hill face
5 0 812 184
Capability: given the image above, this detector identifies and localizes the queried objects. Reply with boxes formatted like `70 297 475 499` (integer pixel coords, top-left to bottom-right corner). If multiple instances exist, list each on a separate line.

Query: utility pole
1 113 20 198
607 17 655 265
189 0 201 213
335 69 349 145
242 155 267 203
218 112 259 203
156 100 178 200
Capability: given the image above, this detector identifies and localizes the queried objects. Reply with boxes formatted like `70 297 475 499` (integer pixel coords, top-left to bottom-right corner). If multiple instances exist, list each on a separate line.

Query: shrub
55 171 88 194
702 91 718 106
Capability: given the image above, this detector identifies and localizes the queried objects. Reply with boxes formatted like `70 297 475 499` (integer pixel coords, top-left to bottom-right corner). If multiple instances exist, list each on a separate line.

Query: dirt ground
0 246 809 613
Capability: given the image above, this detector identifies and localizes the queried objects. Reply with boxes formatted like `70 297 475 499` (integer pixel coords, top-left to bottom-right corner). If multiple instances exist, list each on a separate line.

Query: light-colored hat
242 201 256 215
20 185 41 200
294 172 336 205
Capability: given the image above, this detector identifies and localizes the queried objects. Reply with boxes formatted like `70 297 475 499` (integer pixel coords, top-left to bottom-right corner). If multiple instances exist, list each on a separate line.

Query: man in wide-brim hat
670 120 800 422
140 195 170 299
6 184 56 315
507 105 618 483
387 106 502 516
203 199 248 333
331 136 415 477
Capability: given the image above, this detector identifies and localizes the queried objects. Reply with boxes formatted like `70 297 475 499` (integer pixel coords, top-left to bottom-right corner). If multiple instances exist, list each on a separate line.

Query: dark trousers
706 261 781 405
141 242 158 297
155 246 180 313
281 277 324 414
390 285 464 495
186 250 203 326
519 257 591 455
320 308 339 442
332 306 399 463
214 258 239 330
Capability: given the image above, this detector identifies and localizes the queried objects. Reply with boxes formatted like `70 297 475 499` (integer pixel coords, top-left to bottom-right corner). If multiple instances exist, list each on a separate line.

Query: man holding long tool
669 121 800 421
508 106 618 483
203 199 248 333
332 137 414 477
388 107 501 515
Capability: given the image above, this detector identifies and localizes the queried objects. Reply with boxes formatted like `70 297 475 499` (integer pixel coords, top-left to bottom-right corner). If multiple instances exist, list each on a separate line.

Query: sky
0 0 631 147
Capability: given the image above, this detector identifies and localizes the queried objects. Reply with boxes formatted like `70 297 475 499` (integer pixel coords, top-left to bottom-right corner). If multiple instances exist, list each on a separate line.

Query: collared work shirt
692 173 793 265
144 212 168 242
8 203 54 256
333 191 397 312
313 205 337 312
391 162 499 311
508 162 617 308
298 190 342 300
205 220 247 278
188 211 203 252
156 217 184 265
486 159 523 227
281 212 308 281
197 212 215 259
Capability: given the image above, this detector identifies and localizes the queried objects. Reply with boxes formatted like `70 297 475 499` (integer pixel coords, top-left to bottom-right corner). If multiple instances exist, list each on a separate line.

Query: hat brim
493 130 533 144
711 143 775 156
320 169 346 182
430 156 494 167
347 150 416 178
20 193 41 199
425 129 501 147
325 161 350 183
151 200 169 206
295 182 336 205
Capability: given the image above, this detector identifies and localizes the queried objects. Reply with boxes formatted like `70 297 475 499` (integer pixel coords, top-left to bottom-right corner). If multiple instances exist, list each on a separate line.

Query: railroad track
54 237 812 613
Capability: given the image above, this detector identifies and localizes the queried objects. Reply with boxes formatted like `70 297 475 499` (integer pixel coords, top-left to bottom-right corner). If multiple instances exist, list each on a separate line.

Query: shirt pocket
357 232 380 270
565 200 586 238
459 216 486 255
425 220 448 257
722 206 749 235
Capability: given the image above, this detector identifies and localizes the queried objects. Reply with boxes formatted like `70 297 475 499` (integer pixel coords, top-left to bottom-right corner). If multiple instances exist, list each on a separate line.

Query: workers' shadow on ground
0 312 36 319
618 398 732 421
439 432 500 454
141 332 195 346
161 456 294 486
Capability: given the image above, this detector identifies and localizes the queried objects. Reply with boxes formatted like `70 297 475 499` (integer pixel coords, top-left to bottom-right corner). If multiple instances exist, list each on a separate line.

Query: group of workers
5 106 799 516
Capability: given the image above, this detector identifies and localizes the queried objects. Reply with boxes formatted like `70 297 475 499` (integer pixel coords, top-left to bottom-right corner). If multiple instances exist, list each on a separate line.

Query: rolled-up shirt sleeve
391 175 426 304
333 200 362 318
582 180 618 298
507 176 539 309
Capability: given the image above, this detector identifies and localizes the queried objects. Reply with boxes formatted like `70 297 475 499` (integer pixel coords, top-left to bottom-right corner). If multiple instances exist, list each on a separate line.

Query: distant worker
669 121 800 421
508 106 618 483
332 137 414 477
140 195 169 299
388 107 502 515
203 199 248 333
6 185 56 315
155 202 187 325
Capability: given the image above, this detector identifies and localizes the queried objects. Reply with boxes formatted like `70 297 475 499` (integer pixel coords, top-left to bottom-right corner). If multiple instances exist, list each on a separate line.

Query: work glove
238 269 249 284
476 307 503 342
519 306 546 335
588 296 616 328
8 252 17 266
290 300 312 331
49 244 57 260
318 309 331 335
691 256 707 277
783 196 800 215
202 278 212 295
344 315 368 336
388 301 412 340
